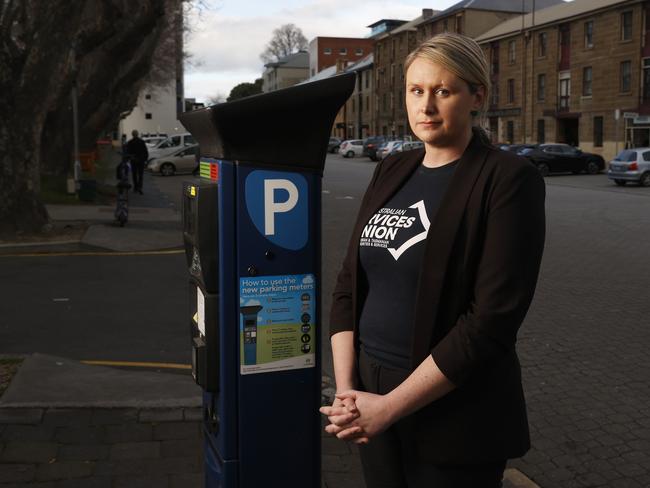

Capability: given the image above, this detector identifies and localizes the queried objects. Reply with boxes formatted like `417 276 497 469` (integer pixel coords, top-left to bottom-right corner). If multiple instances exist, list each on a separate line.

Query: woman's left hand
324 390 397 443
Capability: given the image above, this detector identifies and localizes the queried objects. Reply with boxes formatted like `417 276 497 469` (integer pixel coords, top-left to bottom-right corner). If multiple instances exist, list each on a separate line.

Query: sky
184 0 463 103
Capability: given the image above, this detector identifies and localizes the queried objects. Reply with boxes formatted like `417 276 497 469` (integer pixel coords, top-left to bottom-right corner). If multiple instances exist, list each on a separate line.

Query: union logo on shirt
360 200 430 261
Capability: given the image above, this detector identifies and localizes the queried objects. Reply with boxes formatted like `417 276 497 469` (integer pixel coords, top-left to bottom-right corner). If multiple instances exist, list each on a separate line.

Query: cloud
184 0 439 102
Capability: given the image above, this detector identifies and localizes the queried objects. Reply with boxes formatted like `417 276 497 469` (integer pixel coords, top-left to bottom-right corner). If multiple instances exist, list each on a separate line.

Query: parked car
328 137 342 153
399 141 424 153
376 140 404 160
363 136 388 161
518 143 605 176
147 133 196 162
499 143 536 153
148 144 200 176
339 139 364 158
607 148 650 186
142 135 168 148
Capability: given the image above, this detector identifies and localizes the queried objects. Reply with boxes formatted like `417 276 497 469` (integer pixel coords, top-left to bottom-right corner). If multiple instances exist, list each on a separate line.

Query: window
559 76 570 110
383 93 387 111
620 60 631 92
643 58 650 101
621 11 633 41
145 113 152 119
352 98 355 113
583 67 592 96
508 40 516 64
537 74 546 101
538 32 547 57
339 48 347 55
584 21 594 48
507 78 515 103
365 70 369 89
491 83 499 106
491 43 499 75
355 48 363 56
537 119 545 143
443 19 448 32
593 116 603 147
398 90 403 109
366 95 369 112
455 14 464 34
324 48 332 55
507 121 514 143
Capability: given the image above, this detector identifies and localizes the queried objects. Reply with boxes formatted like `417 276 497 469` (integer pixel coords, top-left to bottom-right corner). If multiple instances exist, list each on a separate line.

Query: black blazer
329 131 546 463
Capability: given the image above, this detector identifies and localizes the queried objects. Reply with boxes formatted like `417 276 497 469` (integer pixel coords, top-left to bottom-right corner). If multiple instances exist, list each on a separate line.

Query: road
1 152 649 486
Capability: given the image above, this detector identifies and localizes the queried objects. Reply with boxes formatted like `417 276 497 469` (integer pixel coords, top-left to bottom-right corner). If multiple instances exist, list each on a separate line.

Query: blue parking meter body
179 73 355 488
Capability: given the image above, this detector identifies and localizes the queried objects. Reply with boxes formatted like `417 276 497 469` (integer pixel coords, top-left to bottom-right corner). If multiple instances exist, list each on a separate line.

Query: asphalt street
1 152 649 487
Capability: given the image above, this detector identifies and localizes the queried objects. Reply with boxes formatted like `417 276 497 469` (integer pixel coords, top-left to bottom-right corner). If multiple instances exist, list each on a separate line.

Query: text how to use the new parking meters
179 72 355 488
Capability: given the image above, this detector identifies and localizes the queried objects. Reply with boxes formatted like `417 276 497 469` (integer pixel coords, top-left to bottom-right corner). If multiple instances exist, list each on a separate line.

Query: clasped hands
319 390 396 444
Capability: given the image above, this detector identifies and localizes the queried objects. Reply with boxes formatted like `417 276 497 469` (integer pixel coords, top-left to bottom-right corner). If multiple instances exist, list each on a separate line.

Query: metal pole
71 42 81 192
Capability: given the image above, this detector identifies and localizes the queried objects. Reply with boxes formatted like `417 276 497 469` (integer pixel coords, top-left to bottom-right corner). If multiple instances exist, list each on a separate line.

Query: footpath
0 171 537 487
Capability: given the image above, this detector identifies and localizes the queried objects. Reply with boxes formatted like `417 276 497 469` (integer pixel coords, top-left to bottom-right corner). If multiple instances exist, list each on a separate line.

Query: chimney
335 58 347 73
422 8 434 19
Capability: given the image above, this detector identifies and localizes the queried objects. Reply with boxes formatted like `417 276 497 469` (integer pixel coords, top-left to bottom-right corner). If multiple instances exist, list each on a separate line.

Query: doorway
558 118 579 146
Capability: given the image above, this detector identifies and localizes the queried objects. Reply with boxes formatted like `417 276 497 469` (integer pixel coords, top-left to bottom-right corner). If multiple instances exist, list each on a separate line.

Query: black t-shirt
358 160 458 369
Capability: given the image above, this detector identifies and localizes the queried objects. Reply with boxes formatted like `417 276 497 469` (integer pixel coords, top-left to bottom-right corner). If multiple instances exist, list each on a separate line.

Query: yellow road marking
81 360 191 370
0 249 184 258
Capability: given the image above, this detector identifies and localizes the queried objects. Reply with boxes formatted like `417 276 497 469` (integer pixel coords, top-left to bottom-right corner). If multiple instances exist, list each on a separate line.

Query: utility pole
70 40 81 193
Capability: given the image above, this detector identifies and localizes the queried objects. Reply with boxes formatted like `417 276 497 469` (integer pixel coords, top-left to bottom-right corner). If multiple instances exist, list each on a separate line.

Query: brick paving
0 408 203 487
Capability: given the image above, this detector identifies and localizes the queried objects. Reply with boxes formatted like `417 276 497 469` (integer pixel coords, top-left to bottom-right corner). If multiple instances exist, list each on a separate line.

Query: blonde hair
404 32 490 114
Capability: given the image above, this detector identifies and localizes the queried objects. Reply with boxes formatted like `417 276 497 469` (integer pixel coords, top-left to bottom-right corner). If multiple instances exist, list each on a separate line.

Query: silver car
148 144 199 176
607 148 650 187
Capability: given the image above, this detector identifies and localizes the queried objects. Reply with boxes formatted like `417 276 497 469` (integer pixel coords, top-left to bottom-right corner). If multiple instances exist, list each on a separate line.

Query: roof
298 65 339 85
421 0 566 26
367 19 408 28
346 53 374 72
376 12 439 40
264 50 309 69
475 0 629 43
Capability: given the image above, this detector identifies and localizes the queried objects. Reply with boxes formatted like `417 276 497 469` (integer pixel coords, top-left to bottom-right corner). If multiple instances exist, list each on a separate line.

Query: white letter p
264 179 299 236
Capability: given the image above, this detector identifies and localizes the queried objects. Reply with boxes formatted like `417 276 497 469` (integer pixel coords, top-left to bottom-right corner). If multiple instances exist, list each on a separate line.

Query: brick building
373 13 435 137
371 0 564 138
343 54 375 139
308 37 374 77
476 0 649 160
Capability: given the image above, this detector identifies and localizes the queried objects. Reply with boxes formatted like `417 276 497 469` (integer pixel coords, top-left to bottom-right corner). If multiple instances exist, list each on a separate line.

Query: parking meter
179 72 355 488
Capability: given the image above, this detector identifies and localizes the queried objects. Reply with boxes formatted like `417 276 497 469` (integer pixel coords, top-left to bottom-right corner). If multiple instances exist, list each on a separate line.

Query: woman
320 33 546 488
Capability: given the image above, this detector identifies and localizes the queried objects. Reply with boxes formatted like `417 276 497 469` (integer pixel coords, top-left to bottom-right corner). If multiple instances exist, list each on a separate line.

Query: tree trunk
0 0 176 235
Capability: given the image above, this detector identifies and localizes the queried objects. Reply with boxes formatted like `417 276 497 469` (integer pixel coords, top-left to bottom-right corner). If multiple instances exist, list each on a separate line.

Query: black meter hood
179 72 356 173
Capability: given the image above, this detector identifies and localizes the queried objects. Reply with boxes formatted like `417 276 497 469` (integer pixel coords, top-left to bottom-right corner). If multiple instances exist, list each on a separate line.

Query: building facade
343 54 375 139
477 0 648 160
308 37 375 77
262 51 310 93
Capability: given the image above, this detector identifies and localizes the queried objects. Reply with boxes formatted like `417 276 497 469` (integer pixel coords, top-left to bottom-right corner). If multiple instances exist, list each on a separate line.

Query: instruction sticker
239 273 316 375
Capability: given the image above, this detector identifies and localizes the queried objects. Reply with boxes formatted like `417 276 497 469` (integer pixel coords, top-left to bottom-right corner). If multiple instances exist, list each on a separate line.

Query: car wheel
586 160 600 175
346 151 354 158
160 163 175 176
640 172 650 187
614 179 627 186
536 162 550 177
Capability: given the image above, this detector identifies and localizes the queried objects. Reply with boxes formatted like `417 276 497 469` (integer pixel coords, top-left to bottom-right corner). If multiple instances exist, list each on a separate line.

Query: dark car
518 143 605 176
363 136 389 161
328 137 342 153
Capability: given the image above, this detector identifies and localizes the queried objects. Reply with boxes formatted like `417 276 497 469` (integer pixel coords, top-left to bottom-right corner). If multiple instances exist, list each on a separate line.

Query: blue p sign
245 170 308 250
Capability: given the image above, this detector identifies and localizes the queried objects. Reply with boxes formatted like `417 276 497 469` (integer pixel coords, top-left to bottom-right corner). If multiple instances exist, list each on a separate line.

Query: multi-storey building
372 1 564 138
308 37 374 77
343 54 375 139
262 51 309 93
476 0 648 160
373 12 435 137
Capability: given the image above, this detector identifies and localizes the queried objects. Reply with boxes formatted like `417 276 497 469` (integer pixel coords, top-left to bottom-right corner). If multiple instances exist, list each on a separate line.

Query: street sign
623 112 639 119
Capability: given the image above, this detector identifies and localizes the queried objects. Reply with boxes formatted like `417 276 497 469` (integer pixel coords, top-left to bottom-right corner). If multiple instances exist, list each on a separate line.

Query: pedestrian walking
320 32 546 488
126 129 148 194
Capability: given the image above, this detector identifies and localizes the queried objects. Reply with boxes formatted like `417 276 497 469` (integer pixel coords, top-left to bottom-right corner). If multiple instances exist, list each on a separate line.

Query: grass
0 357 24 398
39 145 120 205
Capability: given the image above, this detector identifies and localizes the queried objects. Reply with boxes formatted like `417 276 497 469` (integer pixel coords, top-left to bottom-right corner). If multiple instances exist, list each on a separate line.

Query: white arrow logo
387 200 430 261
